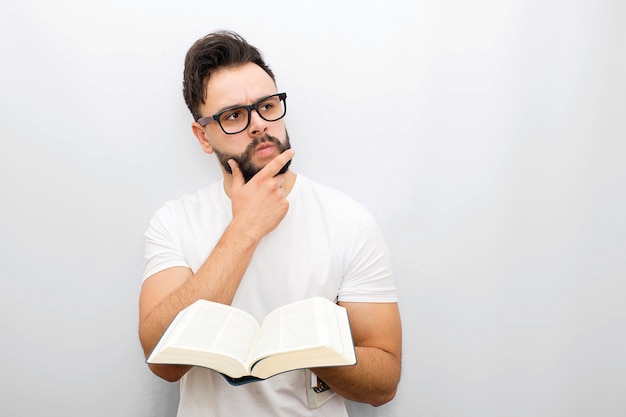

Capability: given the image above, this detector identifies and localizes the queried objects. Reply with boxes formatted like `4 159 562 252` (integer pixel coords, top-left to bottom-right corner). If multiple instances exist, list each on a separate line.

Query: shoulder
152 181 225 219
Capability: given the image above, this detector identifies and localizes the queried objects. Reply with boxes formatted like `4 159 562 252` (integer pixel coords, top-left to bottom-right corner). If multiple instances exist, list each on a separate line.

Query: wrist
225 219 264 248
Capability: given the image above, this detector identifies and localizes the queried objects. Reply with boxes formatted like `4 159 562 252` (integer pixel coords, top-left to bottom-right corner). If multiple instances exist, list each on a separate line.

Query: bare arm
312 301 402 406
138 150 295 382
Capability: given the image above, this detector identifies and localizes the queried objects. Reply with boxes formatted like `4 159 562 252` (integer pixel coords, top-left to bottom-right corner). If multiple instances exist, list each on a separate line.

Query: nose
247 108 268 136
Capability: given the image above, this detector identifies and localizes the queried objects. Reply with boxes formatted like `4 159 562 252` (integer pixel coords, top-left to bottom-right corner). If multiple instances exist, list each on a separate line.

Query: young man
139 31 402 416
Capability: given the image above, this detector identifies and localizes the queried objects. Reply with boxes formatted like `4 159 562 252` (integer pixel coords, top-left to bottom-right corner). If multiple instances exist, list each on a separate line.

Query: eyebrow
213 93 278 114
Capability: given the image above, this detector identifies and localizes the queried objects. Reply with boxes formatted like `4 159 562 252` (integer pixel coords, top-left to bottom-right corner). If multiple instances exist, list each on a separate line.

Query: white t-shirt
143 174 397 417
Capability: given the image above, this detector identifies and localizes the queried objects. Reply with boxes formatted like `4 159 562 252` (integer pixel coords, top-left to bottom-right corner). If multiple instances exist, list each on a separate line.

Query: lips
255 143 276 157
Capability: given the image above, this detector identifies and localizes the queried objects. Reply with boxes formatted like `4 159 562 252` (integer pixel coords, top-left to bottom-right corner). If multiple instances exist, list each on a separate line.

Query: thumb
228 159 244 187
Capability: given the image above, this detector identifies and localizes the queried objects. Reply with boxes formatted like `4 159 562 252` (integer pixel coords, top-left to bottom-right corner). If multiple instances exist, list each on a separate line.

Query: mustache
224 134 283 173
246 134 282 154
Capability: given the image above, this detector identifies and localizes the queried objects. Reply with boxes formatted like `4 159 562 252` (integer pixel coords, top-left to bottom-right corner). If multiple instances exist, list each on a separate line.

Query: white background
1 0 625 416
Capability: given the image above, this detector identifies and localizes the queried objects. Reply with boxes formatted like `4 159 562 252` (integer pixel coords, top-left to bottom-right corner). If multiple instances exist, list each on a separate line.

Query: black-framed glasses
198 92 287 135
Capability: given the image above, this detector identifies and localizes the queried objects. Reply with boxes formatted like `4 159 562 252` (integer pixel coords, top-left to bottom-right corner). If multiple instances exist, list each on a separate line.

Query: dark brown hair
183 31 275 121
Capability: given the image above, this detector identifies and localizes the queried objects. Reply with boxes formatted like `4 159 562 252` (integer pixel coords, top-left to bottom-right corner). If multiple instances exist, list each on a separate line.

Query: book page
251 298 331 361
168 301 260 365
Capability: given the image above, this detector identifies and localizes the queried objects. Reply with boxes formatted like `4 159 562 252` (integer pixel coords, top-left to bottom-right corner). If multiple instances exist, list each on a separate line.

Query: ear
191 122 214 155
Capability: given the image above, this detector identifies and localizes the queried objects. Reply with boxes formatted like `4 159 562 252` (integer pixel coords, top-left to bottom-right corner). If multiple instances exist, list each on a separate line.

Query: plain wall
1 0 624 416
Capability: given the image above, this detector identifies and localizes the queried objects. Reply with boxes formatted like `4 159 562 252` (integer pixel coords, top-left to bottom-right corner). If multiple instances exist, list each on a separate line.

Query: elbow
369 368 401 407
148 363 190 383
156 371 184 384
156 372 182 383
370 386 398 407
139 326 187 382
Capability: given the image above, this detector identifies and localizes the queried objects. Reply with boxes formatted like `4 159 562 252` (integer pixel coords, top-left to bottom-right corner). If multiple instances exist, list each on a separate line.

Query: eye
221 108 246 123
259 102 274 112
259 97 280 113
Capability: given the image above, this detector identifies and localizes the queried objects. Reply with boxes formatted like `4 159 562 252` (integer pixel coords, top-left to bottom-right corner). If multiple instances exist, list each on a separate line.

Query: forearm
140 156 294 382
139 222 260 381
312 345 401 406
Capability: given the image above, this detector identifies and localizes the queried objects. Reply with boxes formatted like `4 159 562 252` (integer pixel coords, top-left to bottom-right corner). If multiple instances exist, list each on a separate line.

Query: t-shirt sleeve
337 208 398 303
142 203 190 282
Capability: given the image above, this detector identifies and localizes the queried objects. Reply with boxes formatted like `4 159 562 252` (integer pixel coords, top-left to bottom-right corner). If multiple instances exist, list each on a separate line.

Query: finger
256 149 295 179
274 174 286 188
228 159 245 188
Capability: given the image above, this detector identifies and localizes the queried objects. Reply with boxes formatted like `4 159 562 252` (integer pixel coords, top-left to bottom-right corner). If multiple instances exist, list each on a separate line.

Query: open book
147 297 356 384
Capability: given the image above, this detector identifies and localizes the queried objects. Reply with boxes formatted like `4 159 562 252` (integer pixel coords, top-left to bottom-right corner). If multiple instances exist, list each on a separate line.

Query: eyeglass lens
218 94 286 134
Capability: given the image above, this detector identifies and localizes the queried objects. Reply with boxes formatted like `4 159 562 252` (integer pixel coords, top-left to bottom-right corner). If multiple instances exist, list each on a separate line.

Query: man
139 30 402 416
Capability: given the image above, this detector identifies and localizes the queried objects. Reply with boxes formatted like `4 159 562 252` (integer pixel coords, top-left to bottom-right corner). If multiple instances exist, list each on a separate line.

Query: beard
213 131 292 183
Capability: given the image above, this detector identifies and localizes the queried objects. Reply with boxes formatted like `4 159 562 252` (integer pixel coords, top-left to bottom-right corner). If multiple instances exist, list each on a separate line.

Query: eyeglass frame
197 92 288 135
